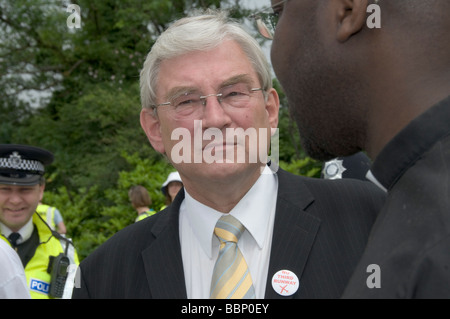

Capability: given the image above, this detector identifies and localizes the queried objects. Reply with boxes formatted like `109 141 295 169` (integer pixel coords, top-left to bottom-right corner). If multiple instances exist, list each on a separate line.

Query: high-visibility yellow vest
135 209 156 222
0 213 79 299
36 204 56 230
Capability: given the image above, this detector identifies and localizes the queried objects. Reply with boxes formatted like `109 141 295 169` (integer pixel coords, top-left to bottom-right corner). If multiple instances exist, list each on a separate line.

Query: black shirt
372 95 450 191
343 95 450 298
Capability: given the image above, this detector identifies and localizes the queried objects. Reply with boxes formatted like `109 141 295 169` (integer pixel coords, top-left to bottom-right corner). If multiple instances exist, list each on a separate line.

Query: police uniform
0 144 79 299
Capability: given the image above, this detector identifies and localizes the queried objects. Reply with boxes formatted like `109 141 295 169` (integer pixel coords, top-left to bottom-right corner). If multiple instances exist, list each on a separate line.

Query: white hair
139 10 272 112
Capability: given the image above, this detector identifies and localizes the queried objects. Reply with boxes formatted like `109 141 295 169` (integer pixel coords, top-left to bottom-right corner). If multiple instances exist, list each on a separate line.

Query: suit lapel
265 169 321 299
141 190 188 299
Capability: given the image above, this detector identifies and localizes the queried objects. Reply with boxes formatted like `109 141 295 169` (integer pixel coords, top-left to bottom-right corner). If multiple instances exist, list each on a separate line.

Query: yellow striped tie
210 214 255 299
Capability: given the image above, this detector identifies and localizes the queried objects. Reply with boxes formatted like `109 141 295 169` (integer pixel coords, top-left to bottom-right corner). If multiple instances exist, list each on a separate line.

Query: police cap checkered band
0 153 45 173
0 144 54 185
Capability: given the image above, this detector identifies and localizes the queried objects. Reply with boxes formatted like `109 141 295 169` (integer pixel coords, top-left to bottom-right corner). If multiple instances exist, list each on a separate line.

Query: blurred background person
36 200 66 235
161 171 183 207
129 185 155 222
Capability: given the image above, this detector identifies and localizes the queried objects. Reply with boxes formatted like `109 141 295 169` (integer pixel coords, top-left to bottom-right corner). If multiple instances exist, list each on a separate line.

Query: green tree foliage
1 0 321 260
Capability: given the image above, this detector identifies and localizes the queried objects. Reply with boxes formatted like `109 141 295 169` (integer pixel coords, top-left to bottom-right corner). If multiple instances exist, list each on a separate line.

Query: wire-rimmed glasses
150 82 264 121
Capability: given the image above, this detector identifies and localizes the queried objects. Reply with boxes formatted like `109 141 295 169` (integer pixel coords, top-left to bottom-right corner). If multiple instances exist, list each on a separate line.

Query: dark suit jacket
72 168 385 299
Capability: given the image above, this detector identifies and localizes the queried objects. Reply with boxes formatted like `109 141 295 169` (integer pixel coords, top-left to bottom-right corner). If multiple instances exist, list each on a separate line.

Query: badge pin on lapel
272 270 299 296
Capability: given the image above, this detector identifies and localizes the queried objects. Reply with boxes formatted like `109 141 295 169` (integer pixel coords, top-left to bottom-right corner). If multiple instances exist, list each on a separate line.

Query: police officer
0 144 79 299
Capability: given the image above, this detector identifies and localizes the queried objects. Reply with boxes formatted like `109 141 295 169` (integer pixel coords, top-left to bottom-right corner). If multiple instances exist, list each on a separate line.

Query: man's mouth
203 142 237 152
4 207 26 215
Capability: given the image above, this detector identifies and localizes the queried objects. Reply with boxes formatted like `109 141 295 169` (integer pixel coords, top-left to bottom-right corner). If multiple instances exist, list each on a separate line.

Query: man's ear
265 88 280 133
38 183 45 201
334 0 369 42
140 108 166 154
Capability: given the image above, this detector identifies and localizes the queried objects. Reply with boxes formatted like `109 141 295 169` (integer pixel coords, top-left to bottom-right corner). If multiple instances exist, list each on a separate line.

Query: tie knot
214 214 245 244
8 232 21 247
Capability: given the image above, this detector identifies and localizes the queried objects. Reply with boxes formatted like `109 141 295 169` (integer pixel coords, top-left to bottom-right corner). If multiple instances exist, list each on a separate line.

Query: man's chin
300 137 360 162
179 161 264 180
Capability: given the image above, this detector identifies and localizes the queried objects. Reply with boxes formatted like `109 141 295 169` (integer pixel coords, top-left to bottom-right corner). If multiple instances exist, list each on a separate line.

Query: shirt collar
365 170 387 193
0 217 34 245
371 95 450 191
183 165 278 258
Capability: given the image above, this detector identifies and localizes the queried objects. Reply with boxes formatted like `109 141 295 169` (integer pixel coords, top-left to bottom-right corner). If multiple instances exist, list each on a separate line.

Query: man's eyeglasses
150 83 264 121
251 0 288 40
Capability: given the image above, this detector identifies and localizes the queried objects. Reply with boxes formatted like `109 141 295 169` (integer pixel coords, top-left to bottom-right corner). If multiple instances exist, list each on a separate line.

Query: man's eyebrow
220 74 254 88
162 74 255 102
164 86 199 102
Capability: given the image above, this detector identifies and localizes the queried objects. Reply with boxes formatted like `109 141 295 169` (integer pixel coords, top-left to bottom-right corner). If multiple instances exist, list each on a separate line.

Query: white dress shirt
179 165 278 299
365 170 388 192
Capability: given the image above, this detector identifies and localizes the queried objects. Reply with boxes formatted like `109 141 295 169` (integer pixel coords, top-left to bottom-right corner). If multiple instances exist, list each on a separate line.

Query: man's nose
201 95 232 129
7 191 22 204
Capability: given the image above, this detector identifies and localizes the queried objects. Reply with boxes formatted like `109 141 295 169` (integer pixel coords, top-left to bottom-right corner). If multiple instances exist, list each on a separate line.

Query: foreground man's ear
140 108 166 154
265 88 280 131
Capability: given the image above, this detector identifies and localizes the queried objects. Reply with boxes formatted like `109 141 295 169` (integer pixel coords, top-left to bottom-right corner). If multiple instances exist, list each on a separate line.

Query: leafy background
1 0 322 260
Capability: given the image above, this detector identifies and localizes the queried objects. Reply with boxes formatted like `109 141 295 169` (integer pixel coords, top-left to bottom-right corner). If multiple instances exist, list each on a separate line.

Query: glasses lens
256 17 274 40
252 0 286 40
170 94 202 120
220 83 252 108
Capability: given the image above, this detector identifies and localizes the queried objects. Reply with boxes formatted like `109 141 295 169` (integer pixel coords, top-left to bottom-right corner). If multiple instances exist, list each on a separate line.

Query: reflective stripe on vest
36 204 56 230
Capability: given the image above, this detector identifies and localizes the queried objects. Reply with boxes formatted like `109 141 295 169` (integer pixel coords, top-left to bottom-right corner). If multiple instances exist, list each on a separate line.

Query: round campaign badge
271 270 299 296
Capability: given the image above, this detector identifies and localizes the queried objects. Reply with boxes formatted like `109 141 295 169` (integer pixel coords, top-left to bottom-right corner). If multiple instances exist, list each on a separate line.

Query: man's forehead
163 73 254 99
172 74 253 89
0 183 40 189
156 40 260 96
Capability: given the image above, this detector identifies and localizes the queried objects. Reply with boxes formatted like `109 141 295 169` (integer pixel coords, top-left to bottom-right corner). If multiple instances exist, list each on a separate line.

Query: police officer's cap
0 144 54 186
